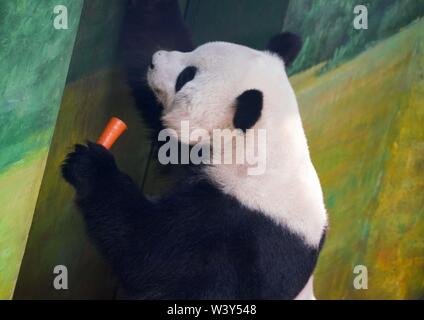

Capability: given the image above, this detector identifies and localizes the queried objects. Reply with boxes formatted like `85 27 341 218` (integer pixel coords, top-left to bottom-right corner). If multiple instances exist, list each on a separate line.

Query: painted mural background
0 0 83 299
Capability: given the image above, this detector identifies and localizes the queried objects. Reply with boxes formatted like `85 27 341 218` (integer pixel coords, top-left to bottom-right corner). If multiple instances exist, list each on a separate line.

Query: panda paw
62 142 118 194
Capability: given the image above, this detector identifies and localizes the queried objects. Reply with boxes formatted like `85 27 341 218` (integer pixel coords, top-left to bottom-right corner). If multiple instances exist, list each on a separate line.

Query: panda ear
233 90 263 132
266 32 302 67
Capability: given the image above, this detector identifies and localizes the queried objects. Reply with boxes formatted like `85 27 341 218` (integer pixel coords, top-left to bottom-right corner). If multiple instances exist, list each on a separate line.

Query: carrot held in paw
97 117 128 150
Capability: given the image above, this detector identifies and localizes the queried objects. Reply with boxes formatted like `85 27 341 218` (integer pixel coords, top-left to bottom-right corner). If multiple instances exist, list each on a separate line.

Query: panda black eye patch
175 66 197 92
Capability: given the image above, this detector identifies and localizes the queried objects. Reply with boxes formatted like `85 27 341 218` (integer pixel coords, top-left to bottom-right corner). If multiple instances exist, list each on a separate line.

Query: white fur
148 42 327 247
295 276 316 300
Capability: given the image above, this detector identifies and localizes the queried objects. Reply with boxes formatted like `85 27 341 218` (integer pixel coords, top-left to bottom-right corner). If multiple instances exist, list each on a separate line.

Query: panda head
147 32 302 144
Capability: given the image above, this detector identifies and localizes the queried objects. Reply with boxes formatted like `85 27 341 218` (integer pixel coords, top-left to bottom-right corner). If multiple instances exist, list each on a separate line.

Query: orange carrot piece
97 117 128 149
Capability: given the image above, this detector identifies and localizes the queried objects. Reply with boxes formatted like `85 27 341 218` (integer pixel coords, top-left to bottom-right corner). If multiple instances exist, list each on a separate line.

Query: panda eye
175 66 197 92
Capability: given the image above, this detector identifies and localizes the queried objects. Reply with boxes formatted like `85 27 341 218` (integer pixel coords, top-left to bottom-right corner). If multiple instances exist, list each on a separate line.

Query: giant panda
61 2 327 300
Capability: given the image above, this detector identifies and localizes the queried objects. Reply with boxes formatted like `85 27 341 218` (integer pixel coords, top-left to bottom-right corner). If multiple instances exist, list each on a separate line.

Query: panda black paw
62 142 119 195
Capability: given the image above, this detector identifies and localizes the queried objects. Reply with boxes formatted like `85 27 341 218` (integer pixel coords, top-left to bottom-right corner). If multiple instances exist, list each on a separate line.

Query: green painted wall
284 0 424 75
0 0 83 299
185 0 289 49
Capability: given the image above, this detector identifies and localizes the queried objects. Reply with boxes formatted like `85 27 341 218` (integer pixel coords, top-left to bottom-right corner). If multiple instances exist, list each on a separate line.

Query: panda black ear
233 90 263 132
266 32 302 67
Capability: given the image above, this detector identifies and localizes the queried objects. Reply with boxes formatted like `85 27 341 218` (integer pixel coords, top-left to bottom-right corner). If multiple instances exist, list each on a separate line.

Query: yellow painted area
292 20 424 299
0 149 48 299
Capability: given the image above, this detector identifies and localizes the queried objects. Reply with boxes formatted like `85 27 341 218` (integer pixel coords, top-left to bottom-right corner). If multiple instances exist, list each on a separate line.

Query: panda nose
149 61 155 70
152 50 166 65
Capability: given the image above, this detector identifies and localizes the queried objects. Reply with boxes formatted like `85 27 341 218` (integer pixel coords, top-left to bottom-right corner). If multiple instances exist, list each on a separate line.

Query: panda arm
61 142 155 277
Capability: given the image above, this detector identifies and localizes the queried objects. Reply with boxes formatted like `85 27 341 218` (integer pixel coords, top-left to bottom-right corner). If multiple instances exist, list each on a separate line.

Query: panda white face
147 35 302 143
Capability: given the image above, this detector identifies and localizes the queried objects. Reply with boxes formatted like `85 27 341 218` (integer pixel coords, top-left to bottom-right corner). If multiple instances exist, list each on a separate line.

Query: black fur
233 90 263 132
121 0 193 135
62 142 324 299
266 32 302 67
175 66 197 92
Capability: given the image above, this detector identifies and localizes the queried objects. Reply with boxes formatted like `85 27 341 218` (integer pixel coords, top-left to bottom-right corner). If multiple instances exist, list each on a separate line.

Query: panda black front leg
62 142 120 196
62 142 155 292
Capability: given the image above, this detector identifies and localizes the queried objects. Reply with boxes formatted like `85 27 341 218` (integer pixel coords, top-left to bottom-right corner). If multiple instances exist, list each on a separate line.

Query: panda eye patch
175 66 197 92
